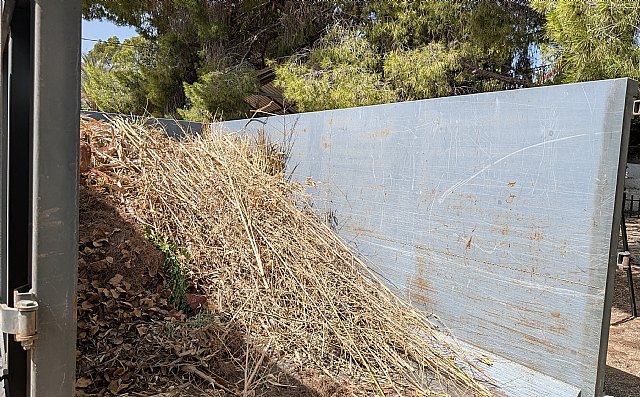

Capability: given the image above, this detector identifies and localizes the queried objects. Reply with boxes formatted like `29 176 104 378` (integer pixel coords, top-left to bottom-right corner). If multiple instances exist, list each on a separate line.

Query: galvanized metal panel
223 79 636 397
452 337 581 397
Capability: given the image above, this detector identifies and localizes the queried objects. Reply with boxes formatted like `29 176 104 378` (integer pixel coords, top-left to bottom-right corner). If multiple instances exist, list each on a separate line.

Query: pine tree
83 0 334 118
274 1 545 111
531 0 640 82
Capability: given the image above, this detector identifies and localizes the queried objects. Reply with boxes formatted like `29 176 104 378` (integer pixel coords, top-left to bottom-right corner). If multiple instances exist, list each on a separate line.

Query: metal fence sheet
223 79 637 397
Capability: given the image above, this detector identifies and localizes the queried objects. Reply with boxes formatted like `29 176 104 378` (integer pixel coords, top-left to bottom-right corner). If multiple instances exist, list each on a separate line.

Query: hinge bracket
618 250 631 267
0 291 38 350
633 100 640 116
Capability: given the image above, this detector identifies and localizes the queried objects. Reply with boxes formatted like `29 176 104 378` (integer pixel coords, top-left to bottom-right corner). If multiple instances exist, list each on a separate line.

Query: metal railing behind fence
623 191 640 217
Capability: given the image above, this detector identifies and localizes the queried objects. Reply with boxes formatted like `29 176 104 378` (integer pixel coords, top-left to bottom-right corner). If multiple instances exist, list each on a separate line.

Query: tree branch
462 62 530 87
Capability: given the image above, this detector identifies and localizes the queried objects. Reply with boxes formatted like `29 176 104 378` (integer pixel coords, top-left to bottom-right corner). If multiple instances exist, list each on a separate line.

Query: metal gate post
7 4 33 394
1 0 79 394
0 36 6 397
29 0 80 396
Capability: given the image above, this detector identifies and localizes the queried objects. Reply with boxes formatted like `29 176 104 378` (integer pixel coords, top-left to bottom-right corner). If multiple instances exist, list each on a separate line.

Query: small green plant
145 226 190 312
187 312 217 328
163 321 178 338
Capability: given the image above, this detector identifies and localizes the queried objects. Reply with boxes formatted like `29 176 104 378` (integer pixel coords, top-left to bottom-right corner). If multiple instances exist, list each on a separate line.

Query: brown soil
604 217 640 397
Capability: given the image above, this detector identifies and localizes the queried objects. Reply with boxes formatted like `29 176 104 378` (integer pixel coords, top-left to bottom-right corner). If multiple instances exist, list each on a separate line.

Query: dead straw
80 115 495 397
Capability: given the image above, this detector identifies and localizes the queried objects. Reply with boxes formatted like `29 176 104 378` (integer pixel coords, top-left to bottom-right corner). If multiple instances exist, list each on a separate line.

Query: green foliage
362 1 467 49
273 27 396 112
275 63 396 112
186 312 217 328
309 26 380 70
145 227 191 312
82 0 149 31
85 0 640 116
274 1 544 111
163 312 217 338
531 0 640 82
384 43 462 100
82 36 152 114
179 66 258 121
83 0 335 118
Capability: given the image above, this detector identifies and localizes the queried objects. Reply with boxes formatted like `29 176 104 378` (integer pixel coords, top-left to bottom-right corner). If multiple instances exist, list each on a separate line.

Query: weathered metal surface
29 0 81 396
224 79 636 397
453 338 581 397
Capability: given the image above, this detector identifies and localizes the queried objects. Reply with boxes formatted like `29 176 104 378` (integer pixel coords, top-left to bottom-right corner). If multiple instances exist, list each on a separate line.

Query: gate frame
0 1 80 396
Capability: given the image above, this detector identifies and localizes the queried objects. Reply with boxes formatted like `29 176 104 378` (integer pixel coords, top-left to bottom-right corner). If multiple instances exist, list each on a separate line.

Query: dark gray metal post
7 3 33 395
0 12 9 397
29 0 80 396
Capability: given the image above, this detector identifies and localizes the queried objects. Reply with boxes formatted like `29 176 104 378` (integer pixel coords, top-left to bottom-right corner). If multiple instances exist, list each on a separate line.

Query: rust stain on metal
461 193 478 202
408 255 433 307
559 240 568 257
351 226 375 235
465 227 476 251
367 128 392 138
444 247 455 257
346 225 399 245
530 230 544 241
548 314 568 334
524 334 557 351
305 177 318 187
507 181 517 187
321 135 331 149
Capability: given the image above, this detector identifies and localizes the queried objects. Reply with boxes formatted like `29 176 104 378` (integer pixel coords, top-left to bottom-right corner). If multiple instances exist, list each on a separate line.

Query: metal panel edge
81 110 204 138
594 78 637 396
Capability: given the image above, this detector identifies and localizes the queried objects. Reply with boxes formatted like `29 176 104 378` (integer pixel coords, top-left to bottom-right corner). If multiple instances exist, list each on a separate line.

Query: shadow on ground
604 365 640 397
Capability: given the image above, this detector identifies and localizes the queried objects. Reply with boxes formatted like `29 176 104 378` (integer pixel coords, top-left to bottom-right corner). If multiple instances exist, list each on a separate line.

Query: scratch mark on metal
438 132 613 203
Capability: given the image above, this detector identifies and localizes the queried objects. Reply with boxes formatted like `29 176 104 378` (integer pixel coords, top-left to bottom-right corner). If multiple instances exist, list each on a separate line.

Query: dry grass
80 115 495 397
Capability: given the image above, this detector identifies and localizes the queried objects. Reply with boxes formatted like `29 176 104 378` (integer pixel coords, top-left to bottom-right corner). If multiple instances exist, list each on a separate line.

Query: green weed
145 226 190 312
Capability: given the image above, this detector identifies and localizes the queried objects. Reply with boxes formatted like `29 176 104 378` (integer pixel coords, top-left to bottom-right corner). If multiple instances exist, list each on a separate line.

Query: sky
82 20 138 53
